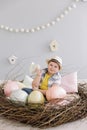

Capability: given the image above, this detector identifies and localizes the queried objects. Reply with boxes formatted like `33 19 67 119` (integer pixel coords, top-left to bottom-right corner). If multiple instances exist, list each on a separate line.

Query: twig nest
46 86 66 101
0 82 87 128
28 90 45 104
10 89 28 103
3 80 19 97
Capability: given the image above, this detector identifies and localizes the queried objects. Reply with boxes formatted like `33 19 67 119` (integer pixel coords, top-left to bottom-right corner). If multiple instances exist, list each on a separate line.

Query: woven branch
0 82 87 128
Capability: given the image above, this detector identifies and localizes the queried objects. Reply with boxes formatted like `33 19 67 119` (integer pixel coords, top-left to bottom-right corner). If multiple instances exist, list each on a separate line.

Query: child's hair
47 56 62 70
48 59 61 70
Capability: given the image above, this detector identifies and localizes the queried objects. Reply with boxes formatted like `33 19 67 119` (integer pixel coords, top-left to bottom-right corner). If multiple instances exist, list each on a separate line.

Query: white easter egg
28 90 45 104
10 89 28 103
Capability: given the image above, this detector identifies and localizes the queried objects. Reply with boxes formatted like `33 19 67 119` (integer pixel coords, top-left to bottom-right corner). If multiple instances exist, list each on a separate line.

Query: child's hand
35 68 42 77
31 64 42 89
29 63 40 75
33 86 38 90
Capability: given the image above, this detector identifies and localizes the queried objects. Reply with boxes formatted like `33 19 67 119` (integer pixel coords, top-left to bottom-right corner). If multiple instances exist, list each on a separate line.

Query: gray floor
0 117 87 130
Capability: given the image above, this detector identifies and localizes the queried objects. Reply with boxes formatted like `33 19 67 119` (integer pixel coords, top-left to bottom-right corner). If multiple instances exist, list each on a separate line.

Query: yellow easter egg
28 90 45 104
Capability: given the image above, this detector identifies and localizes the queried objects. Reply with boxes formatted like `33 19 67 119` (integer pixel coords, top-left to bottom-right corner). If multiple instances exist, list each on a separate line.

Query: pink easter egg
4 80 19 97
46 86 66 101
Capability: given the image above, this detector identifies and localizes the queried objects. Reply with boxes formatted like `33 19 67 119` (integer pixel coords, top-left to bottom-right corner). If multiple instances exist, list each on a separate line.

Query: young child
32 56 63 95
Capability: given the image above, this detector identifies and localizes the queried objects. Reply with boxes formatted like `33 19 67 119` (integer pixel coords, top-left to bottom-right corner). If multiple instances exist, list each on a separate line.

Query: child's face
47 61 60 75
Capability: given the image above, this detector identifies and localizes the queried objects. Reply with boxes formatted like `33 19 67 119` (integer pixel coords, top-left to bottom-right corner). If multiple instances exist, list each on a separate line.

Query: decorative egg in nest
46 86 66 101
10 89 28 103
3 80 19 97
28 90 45 104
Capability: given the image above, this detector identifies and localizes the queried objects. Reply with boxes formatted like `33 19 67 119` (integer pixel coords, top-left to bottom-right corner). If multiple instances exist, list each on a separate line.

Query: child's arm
38 89 47 95
32 68 42 89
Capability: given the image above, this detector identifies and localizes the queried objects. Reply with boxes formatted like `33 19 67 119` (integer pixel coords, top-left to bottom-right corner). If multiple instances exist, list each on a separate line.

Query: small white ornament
67 6 72 11
15 29 19 32
0 25 4 29
41 25 45 29
36 27 40 31
30 29 35 32
46 23 51 27
20 28 25 32
9 28 13 32
51 21 56 25
25 29 29 33
5 26 9 30
56 17 61 22
8 55 18 65
64 10 69 15
75 0 80 2
81 0 87 2
49 40 58 52
60 14 64 18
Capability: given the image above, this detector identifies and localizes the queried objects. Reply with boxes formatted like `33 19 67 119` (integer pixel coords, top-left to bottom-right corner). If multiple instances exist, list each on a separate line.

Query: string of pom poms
0 0 86 33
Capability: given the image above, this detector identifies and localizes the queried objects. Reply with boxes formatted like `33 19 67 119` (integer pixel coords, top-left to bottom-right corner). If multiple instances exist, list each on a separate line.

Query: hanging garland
0 0 86 33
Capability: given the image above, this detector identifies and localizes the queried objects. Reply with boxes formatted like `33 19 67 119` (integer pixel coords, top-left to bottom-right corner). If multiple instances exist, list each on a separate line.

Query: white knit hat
47 56 62 70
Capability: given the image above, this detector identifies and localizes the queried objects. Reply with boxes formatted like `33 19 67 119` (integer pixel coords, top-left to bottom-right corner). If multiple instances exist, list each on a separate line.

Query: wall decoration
8 55 18 65
49 40 58 52
0 0 84 34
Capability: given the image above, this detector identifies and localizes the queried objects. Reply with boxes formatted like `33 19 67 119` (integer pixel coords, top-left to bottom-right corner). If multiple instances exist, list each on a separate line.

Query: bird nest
0 82 87 129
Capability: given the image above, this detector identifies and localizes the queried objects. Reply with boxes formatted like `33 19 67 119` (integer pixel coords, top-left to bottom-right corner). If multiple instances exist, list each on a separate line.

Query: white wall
0 0 87 80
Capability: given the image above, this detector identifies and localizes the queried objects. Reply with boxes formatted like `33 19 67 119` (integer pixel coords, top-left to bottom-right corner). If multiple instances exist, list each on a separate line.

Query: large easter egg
10 89 28 103
4 80 19 97
28 90 45 104
46 86 66 101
